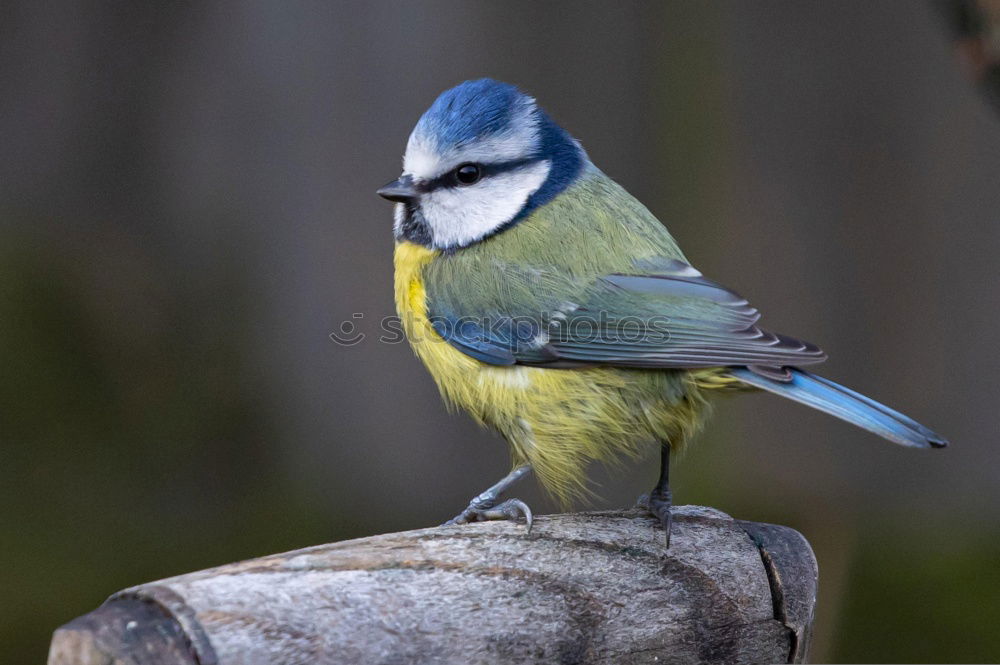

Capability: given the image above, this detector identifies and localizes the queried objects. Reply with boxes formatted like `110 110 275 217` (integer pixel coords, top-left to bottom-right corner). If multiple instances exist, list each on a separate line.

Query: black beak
377 176 418 203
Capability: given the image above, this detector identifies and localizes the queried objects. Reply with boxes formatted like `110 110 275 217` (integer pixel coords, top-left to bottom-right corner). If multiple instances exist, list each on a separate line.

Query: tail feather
729 367 948 449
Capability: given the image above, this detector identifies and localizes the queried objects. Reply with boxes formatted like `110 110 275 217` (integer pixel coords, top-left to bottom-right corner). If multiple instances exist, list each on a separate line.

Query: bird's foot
443 465 533 533
647 490 673 549
444 497 533 534
634 492 673 548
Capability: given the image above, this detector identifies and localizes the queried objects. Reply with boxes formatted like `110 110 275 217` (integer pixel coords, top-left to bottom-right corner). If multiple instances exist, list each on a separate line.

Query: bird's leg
443 465 533 533
647 442 673 548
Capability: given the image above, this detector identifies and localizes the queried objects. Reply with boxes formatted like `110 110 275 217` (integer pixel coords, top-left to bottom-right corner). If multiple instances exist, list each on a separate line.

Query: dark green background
2 2 998 662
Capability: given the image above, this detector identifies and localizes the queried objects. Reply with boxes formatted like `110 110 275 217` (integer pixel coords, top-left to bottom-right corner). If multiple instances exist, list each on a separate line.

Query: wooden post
48 506 817 664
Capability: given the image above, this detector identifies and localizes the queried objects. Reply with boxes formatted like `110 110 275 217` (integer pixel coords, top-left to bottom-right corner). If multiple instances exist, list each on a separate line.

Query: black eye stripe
416 157 538 193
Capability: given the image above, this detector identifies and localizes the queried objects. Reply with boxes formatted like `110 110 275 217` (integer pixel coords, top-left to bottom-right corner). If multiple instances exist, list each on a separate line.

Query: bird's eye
454 163 481 185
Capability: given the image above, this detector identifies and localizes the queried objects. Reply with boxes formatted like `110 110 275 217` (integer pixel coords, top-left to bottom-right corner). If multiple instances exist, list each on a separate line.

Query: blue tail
728 367 948 449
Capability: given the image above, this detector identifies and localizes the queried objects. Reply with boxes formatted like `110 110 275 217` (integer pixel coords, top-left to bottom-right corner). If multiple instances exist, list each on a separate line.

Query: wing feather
427 256 826 370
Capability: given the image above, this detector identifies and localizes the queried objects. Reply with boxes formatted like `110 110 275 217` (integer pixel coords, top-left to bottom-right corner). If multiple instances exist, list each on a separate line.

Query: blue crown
416 78 534 150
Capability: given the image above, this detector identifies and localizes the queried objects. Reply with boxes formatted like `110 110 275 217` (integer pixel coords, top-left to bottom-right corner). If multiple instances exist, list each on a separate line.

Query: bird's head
379 79 586 250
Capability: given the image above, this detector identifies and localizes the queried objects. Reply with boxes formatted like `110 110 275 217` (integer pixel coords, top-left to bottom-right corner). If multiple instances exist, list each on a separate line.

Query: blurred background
2 1 999 662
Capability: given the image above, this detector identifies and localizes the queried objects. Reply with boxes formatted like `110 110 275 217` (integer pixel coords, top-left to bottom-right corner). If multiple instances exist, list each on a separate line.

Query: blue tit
377 78 946 546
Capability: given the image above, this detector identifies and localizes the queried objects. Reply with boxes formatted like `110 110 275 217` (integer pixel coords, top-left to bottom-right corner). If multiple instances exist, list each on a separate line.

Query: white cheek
420 160 551 248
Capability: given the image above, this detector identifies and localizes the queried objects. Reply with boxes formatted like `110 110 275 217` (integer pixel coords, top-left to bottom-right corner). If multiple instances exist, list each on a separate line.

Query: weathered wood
48 506 818 665
738 521 817 663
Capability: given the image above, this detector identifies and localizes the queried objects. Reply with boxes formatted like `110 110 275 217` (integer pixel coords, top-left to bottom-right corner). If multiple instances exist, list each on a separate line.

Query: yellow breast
393 242 484 402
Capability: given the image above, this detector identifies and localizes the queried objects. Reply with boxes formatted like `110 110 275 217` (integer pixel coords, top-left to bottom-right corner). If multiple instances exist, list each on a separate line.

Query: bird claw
634 493 672 548
444 498 533 534
647 493 673 549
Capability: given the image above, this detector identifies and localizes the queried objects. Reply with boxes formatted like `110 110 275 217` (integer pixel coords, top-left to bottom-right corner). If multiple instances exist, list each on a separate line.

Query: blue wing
427 257 826 371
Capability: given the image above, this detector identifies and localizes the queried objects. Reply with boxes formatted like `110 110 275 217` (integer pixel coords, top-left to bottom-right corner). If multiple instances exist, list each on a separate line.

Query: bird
377 78 947 546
